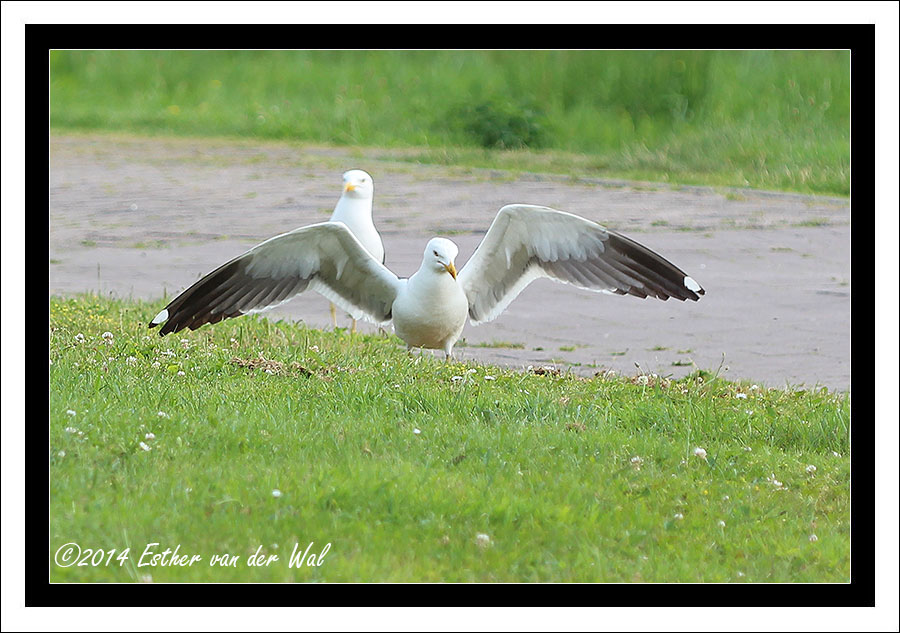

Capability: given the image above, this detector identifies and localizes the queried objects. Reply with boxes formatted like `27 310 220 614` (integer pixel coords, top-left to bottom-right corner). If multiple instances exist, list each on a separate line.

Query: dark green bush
447 99 548 149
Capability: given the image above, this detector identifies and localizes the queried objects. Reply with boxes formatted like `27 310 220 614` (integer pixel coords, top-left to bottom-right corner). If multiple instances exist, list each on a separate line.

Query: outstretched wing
458 204 705 325
150 222 401 335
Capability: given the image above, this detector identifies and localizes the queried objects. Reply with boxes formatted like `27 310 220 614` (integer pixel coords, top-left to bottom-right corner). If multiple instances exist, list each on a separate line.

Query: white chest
392 274 469 350
330 203 384 263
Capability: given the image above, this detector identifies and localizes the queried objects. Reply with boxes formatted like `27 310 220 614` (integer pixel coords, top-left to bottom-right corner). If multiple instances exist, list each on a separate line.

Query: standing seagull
328 169 385 332
150 204 704 359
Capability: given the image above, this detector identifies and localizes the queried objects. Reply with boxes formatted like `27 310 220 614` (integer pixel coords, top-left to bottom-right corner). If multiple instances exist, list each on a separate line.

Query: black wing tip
150 323 171 336
149 308 173 334
684 276 705 300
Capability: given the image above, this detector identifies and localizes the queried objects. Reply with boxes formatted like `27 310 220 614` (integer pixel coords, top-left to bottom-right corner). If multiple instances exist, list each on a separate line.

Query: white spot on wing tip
684 276 702 293
151 309 169 325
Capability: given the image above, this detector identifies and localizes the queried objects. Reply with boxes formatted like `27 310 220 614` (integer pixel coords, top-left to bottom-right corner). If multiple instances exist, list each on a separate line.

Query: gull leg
330 303 338 329
351 318 357 334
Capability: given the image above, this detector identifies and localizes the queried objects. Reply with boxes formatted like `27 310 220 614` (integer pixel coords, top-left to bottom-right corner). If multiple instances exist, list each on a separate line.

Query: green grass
49 295 850 582
50 50 850 195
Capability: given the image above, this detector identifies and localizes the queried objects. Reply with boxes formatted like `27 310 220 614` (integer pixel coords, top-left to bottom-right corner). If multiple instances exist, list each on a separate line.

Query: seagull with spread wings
150 204 704 358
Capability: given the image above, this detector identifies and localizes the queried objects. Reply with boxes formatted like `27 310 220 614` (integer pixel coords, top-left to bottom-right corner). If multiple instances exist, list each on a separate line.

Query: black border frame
32 24 872 606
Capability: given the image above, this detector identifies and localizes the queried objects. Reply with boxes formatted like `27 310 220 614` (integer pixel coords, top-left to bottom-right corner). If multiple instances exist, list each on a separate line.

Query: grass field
49 50 850 195
49 296 850 582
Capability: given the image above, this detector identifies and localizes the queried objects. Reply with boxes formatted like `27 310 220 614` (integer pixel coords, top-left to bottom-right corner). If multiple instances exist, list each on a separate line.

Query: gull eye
433 250 439 257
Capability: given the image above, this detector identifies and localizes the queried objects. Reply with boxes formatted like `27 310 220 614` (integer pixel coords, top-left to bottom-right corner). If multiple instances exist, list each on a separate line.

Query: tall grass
50 50 850 195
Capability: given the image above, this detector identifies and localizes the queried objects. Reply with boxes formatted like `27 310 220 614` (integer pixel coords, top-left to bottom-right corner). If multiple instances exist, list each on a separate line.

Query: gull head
424 237 458 279
341 169 374 200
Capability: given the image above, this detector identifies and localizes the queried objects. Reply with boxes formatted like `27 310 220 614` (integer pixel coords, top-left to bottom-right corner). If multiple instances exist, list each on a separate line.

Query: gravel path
49 134 851 390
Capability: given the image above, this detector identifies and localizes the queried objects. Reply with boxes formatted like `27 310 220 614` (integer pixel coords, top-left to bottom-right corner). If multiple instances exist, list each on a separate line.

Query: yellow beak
444 262 457 279
344 183 356 193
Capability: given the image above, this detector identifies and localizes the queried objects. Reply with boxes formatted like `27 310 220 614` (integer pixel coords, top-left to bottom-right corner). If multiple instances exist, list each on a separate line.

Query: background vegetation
50 50 850 195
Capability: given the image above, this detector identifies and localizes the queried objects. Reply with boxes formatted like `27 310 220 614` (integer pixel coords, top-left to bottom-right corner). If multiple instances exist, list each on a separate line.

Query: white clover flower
65 427 78 434
809 534 818 543
139 574 153 583
735 393 747 399
139 441 151 452
265 369 275 375
718 520 726 528
636 375 649 385
309 345 319 352
126 356 138 365
832 451 841 458
161 350 176 357
673 513 684 521
466 368 477 374
151 361 161 368
57 450 66 458
145 432 156 440
484 375 496 381
766 473 784 489
743 446 753 452
101 331 114 342
74 333 85 343
413 428 421 435
177 370 186 377
693 447 707 460
630 456 644 469
271 489 282 498
749 384 760 391
475 533 492 548
450 375 464 382
157 411 169 418
805 464 817 475
66 410 76 417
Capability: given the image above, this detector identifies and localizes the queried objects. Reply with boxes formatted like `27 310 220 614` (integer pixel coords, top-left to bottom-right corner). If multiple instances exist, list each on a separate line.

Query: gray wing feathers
151 222 399 335
459 204 704 324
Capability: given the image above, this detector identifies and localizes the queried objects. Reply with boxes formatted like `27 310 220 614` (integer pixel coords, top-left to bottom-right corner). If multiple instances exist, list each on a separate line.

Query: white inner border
3 1 898 631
